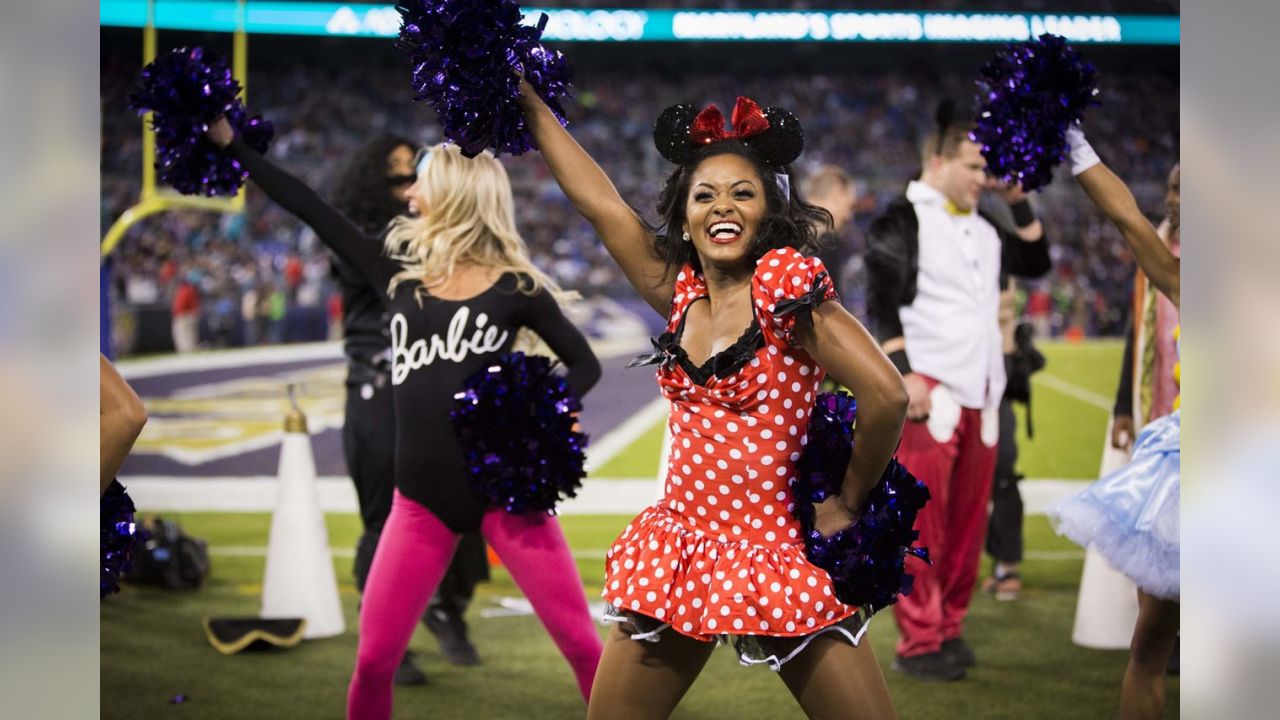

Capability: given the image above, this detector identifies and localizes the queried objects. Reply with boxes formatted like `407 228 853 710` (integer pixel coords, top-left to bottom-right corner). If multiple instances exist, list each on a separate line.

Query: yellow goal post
101 0 250 259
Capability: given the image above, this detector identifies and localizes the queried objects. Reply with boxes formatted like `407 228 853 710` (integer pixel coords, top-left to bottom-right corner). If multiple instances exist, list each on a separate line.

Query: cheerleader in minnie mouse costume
522 80 917 718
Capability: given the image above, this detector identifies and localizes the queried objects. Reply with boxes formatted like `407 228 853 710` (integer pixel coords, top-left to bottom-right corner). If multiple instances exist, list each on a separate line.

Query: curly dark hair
329 134 417 236
650 141 832 277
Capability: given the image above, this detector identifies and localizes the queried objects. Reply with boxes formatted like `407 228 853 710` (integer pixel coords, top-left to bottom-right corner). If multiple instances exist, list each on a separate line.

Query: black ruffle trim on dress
628 299 764 386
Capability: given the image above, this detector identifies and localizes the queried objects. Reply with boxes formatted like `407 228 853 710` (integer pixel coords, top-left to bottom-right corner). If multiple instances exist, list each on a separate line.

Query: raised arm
100 354 147 496
797 304 909 518
205 117 396 291
987 183 1052 280
1067 127 1180 308
517 81 675 314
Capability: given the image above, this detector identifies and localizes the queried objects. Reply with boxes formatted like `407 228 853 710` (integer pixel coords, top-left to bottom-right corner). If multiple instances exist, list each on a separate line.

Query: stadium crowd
100 45 1177 354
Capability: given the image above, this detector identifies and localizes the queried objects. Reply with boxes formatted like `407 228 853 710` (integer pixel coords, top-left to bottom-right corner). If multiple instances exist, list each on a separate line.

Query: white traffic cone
260 389 345 639
1070 415 1139 649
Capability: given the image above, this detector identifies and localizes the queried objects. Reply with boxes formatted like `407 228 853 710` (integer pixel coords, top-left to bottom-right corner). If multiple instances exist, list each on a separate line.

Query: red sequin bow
689 96 770 146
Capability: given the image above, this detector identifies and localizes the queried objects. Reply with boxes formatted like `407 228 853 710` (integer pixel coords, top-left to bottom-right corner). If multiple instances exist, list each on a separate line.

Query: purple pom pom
101 479 142 598
794 391 857 505
452 353 587 514
396 0 573 157
129 47 273 196
972 33 1099 191
791 392 931 612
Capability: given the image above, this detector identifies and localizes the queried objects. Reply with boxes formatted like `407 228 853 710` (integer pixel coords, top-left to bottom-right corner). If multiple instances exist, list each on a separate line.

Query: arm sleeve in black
518 288 602 399
997 223 1052 280
226 140 397 290
864 208 914 374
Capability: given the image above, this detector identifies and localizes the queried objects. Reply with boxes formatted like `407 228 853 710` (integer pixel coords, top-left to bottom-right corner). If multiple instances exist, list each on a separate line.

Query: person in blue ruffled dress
1053 127 1181 720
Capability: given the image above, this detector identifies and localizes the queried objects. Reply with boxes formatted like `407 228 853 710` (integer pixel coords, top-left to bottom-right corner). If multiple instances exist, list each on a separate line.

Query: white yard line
118 337 646 380
207 546 1082 562
583 397 668 473
117 342 344 379
123 475 661 515
1033 374 1112 411
125 476 1090 516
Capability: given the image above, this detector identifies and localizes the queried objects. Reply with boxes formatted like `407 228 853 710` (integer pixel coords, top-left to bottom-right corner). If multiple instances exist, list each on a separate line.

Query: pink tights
347 491 602 719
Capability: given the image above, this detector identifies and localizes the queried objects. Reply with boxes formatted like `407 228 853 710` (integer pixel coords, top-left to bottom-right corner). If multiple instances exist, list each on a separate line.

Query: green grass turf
590 412 668 479
1016 339 1125 480
102 511 1176 719
104 340 1162 717
593 340 1125 482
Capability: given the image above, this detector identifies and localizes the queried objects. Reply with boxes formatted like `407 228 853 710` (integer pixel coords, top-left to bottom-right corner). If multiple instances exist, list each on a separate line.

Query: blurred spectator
803 164 860 299
100 43 1177 355
327 292 344 342
267 285 286 344
242 283 261 346
170 272 200 353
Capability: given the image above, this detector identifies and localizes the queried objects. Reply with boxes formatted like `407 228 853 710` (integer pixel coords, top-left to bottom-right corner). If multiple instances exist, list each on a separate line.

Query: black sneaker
424 609 481 666
942 637 976 668
892 651 966 682
394 650 428 686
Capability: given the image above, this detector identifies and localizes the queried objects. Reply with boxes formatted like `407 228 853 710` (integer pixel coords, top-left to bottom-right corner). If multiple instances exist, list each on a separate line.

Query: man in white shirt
865 113 1051 681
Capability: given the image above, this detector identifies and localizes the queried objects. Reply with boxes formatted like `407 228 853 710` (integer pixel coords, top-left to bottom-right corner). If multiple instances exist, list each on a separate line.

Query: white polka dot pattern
607 248 854 641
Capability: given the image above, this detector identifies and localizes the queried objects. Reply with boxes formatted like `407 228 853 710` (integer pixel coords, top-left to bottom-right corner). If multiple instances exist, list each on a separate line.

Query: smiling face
682 153 768 271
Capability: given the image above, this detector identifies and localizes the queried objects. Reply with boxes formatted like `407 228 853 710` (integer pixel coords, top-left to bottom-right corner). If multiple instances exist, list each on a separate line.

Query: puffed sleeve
751 247 839 347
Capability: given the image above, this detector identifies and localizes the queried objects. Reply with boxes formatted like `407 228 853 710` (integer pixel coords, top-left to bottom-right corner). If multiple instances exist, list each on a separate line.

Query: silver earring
682 232 690 242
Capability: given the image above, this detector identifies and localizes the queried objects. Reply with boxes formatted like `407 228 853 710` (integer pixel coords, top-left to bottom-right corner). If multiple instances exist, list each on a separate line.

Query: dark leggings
986 398 1024 564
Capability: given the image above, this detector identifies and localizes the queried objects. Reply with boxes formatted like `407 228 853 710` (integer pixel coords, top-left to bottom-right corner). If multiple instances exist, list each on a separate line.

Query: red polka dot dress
606 248 864 645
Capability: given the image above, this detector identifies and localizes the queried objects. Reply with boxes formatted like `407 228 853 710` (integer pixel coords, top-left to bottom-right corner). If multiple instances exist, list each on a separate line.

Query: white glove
1064 125 1101 176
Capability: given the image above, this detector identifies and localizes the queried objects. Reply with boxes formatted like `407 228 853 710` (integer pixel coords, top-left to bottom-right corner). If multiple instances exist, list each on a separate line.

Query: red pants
892 382 997 658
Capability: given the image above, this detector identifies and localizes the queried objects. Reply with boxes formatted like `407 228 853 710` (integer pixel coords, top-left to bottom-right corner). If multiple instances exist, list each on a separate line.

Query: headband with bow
689 97 771 146
653 96 805 167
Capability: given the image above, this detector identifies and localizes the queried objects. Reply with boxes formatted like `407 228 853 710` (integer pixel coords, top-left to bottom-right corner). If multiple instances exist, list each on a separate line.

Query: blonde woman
205 119 604 719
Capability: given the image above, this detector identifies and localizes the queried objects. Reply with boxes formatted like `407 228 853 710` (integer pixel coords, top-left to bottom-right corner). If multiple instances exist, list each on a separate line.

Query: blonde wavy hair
384 143 576 354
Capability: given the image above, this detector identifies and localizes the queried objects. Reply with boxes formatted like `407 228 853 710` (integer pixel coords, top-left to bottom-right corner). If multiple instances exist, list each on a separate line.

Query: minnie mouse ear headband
653 96 804 168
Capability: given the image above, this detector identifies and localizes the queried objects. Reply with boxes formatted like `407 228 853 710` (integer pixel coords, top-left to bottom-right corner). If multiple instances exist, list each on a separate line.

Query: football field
104 340 1178 719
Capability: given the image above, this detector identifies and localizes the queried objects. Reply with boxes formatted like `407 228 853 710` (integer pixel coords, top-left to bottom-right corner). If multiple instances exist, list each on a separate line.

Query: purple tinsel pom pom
452 352 587 514
396 0 573 157
129 47 274 196
101 479 142 598
791 392 931 612
794 391 857 505
972 33 1099 191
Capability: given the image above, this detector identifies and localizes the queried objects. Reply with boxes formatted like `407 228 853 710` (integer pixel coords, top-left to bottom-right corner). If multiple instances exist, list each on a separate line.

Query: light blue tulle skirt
1050 410 1180 600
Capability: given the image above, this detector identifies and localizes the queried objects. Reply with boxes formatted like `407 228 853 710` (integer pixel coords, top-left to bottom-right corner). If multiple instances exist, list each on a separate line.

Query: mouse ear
653 103 699 165
935 98 958 135
747 107 804 166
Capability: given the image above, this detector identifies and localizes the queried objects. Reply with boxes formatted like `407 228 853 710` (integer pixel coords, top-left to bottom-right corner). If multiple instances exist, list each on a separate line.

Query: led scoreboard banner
101 2 1179 45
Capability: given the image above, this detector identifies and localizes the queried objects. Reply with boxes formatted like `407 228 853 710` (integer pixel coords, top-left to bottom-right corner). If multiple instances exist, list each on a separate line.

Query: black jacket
864 194 1052 373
